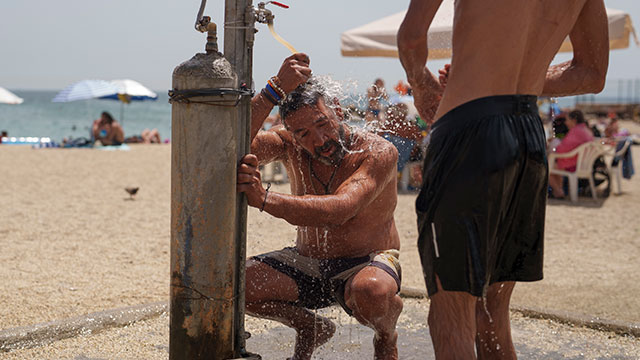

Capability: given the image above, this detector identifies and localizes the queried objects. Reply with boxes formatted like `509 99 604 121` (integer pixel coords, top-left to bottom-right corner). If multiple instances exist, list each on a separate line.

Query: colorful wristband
265 83 282 102
261 88 278 105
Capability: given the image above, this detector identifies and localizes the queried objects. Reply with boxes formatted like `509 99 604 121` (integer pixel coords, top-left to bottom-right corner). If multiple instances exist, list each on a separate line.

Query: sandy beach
1 121 639 334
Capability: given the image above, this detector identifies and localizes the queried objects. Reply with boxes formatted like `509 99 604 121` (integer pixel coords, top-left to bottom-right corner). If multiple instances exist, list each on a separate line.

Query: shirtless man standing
397 1 609 358
237 54 403 360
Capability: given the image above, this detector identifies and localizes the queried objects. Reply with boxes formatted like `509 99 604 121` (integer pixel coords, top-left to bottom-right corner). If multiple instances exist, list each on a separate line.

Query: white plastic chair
608 138 632 195
549 140 607 202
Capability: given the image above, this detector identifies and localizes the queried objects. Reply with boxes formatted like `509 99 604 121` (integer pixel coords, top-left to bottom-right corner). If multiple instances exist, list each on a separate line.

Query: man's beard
313 125 348 166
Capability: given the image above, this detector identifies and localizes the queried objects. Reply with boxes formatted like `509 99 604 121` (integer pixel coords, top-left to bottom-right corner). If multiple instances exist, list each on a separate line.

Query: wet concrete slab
1 299 638 359
247 298 640 359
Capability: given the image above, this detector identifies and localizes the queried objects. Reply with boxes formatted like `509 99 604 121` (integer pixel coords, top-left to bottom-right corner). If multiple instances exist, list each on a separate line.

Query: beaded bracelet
268 77 287 99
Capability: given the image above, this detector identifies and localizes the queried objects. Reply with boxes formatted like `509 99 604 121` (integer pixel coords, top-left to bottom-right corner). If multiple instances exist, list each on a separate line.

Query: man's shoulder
353 131 398 164
256 125 292 144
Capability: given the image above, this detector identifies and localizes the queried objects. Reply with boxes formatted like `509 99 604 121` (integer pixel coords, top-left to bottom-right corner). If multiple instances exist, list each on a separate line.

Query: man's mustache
315 140 339 155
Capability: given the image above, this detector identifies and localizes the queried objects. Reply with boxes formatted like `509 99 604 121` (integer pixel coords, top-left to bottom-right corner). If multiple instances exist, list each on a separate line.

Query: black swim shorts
251 247 401 315
416 95 547 297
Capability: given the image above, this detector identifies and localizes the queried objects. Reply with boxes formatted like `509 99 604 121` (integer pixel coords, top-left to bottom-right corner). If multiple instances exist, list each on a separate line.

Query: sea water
0 89 370 143
0 90 172 142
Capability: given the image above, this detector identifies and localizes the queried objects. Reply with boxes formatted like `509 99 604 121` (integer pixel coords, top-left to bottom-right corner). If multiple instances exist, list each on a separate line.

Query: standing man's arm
397 0 444 124
542 0 609 96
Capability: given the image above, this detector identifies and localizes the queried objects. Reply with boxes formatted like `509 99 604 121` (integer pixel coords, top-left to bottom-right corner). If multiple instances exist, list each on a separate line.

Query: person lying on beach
92 112 124 146
124 128 162 144
237 53 403 360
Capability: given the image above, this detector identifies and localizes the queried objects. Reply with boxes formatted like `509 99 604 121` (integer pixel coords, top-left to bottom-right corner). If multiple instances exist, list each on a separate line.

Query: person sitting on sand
549 110 594 198
124 128 162 144
238 53 403 360
92 112 124 146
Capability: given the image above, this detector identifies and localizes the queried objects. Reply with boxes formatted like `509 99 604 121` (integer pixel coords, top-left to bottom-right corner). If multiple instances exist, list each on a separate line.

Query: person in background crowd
549 110 594 198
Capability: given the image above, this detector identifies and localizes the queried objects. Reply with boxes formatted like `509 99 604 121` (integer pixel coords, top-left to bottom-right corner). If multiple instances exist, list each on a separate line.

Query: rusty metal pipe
170 21 242 359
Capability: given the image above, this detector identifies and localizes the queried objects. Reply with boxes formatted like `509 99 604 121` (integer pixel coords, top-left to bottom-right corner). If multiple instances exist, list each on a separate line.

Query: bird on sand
125 187 139 200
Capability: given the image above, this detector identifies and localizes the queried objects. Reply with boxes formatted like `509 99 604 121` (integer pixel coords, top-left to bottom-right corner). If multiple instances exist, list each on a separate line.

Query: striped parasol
52 80 119 103
100 79 158 102
99 79 158 124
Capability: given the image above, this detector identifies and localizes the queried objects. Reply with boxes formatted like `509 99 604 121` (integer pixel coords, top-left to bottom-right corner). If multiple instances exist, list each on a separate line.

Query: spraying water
549 97 559 138
268 22 297 53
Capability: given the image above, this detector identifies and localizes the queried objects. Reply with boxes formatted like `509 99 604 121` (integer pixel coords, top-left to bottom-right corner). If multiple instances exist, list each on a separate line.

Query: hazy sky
1 0 638 93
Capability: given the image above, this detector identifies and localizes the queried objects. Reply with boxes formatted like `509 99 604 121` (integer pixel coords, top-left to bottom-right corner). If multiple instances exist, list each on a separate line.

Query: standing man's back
398 0 608 358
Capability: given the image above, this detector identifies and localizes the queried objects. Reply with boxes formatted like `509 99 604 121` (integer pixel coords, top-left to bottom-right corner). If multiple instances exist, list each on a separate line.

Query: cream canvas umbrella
341 2 639 59
0 87 24 105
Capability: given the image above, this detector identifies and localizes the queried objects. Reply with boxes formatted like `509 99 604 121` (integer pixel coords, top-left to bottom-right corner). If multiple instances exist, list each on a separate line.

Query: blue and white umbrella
52 80 119 103
100 79 158 102
99 79 158 124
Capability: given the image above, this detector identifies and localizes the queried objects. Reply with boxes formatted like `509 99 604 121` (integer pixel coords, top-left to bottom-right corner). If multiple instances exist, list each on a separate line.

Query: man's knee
347 275 398 315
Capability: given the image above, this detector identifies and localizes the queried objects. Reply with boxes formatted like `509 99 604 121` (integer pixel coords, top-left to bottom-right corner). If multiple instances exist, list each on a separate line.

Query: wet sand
1 121 639 333
2 299 638 359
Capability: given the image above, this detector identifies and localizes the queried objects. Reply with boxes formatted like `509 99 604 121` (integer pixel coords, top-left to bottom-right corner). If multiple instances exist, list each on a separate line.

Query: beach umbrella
101 79 158 102
100 79 158 124
52 79 119 103
340 3 639 59
0 87 24 104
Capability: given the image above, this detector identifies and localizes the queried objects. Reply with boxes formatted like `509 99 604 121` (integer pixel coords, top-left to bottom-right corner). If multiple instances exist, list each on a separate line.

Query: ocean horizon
2 82 639 142
0 90 172 143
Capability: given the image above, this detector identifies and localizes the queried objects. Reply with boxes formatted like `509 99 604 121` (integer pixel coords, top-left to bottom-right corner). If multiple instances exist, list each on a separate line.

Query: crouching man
237 53 403 360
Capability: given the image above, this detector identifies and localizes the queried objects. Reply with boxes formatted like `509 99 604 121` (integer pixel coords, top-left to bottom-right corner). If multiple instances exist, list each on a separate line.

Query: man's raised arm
250 53 312 142
542 0 609 97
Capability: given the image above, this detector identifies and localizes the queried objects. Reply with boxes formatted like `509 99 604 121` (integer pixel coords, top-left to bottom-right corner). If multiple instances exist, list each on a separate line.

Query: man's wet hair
279 79 330 128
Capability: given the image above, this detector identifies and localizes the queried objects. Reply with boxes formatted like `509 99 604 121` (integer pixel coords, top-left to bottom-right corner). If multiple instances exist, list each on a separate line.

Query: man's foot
373 331 398 360
287 316 336 360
